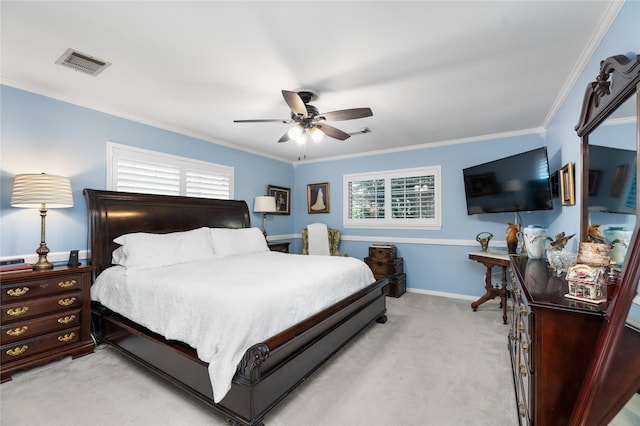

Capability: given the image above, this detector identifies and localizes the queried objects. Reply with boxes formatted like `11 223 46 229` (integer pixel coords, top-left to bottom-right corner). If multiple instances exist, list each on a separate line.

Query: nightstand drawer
2 273 82 303
1 309 81 344
1 326 81 363
2 292 82 323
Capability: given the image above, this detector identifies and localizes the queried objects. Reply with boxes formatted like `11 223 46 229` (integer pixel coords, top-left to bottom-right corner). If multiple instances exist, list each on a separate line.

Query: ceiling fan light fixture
288 125 303 141
310 127 324 143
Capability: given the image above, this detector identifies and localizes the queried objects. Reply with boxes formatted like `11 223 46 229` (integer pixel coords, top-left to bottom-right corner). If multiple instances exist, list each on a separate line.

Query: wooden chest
365 244 405 298
1 266 95 382
385 273 407 298
368 245 397 260
364 257 403 278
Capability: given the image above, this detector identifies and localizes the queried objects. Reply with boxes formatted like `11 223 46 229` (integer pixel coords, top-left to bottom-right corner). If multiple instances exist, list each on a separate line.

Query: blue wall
1 1 638 300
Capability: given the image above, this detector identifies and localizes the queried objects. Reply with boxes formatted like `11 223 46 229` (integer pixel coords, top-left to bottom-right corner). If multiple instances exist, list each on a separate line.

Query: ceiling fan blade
318 108 373 121
282 90 308 118
316 123 350 141
278 131 290 143
234 119 291 123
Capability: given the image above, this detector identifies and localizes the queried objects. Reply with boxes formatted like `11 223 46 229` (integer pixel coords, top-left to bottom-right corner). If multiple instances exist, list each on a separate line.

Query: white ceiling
0 1 621 163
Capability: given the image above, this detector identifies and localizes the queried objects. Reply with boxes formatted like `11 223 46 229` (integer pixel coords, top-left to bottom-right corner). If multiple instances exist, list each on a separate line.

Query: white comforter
91 251 375 402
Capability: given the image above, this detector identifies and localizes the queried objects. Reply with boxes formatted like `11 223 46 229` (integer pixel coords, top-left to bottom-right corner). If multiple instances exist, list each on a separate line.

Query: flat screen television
588 144 636 214
463 147 553 215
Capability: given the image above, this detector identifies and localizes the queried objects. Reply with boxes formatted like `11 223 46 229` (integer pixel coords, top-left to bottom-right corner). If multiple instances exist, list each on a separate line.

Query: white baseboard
406 287 479 301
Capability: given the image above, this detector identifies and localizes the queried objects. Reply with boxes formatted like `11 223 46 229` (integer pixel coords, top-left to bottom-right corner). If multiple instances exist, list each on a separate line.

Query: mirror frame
572 54 640 425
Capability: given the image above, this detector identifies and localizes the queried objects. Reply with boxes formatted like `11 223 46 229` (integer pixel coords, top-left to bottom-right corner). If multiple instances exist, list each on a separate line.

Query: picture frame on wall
307 182 330 214
267 185 290 215
560 162 575 206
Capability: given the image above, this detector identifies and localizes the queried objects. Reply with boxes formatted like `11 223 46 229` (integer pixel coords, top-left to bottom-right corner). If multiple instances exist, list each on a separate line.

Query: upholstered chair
301 224 348 256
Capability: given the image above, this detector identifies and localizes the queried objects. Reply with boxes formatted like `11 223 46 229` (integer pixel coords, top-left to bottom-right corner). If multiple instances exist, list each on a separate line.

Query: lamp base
33 242 53 270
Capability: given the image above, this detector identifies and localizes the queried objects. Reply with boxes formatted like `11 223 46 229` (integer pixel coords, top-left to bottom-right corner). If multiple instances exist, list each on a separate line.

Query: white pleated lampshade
253 196 276 213
11 173 74 208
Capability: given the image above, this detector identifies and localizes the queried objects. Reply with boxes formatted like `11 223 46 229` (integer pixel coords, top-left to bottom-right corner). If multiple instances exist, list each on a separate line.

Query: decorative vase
603 227 632 266
476 232 493 252
505 222 520 254
522 225 548 259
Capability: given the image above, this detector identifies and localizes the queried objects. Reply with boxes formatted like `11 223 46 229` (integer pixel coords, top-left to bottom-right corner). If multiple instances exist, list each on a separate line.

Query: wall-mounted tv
463 147 553 215
588 144 636 215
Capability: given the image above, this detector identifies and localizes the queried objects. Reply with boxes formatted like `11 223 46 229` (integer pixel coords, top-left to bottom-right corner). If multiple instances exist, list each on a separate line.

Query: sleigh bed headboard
84 189 251 279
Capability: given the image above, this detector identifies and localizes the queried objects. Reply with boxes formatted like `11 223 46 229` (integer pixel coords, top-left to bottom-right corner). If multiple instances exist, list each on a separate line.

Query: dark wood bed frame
84 189 388 426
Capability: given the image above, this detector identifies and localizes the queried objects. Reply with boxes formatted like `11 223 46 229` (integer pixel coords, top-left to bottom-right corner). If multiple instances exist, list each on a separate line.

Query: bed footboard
92 278 387 426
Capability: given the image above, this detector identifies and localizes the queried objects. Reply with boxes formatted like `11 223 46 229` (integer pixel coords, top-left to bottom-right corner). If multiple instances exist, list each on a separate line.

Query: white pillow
210 227 269 257
112 246 127 265
113 227 215 269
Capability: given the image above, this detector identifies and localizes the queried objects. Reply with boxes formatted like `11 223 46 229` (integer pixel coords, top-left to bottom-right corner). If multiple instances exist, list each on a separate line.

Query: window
107 142 233 199
344 166 441 229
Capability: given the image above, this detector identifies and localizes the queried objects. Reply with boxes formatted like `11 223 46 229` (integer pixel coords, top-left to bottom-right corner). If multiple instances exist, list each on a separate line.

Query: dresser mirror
572 54 640 425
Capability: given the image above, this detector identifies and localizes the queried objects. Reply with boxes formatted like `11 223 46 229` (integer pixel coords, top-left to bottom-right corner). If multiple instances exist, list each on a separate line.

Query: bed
84 189 388 426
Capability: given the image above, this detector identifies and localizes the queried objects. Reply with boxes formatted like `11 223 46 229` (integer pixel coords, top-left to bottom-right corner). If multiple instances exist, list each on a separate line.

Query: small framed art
560 162 575 206
307 182 330 214
268 185 290 215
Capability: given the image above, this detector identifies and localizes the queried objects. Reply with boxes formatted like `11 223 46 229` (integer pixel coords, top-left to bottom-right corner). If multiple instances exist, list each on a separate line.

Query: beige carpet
1 293 519 426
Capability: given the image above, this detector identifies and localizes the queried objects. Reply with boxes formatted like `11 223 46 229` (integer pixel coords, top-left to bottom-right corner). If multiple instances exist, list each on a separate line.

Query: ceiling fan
234 90 373 144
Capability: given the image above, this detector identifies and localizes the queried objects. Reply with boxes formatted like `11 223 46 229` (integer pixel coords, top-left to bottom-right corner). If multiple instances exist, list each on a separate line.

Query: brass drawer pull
6 345 28 357
7 307 29 316
518 319 524 333
519 362 527 377
57 315 76 324
520 304 527 316
522 336 529 353
518 401 526 417
7 287 29 297
58 297 76 306
58 332 75 342
58 279 76 288
6 326 29 337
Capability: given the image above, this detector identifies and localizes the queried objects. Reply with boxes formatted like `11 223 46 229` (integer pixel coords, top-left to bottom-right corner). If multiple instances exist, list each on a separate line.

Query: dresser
364 245 406 297
508 256 605 425
1 265 94 382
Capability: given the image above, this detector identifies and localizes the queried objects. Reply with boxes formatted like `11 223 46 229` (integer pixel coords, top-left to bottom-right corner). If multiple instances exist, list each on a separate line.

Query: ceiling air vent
55 48 111 76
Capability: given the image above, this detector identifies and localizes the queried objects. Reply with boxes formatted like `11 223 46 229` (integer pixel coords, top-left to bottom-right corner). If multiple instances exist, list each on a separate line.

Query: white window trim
106 142 234 199
343 166 442 230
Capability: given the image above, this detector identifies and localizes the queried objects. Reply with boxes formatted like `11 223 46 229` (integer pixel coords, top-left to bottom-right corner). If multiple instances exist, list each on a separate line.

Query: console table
468 251 509 324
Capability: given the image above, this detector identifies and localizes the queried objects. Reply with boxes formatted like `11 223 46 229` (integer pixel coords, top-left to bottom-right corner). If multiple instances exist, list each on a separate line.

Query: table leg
500 265 507 324
471 264 496 311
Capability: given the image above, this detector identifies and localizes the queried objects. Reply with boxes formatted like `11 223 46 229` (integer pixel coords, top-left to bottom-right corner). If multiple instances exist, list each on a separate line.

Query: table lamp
253 196 276 238
11 173 74 270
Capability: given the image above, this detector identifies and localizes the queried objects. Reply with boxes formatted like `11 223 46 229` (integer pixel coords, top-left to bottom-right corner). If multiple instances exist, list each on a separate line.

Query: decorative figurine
587 224 607 244
549 232 575 251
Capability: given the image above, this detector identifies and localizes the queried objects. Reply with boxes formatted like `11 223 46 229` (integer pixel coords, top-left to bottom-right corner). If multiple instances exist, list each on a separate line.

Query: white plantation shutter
116 159 181 195
348 178 385 219
185 168 231 199
108 142 233 199
344 166 441 229
390 175 435 219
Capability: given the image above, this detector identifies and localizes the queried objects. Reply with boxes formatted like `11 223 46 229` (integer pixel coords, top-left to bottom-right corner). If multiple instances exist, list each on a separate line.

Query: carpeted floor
1 293 519 426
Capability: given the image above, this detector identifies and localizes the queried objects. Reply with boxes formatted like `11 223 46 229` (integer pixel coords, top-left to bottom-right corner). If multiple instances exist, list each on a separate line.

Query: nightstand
1 265 95 382
268 242 290 253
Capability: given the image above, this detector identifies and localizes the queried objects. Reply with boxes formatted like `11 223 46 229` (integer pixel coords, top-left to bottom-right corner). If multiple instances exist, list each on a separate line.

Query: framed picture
610 164 628 197
307 182 330 214
560 162 575 206
267 185 290 215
